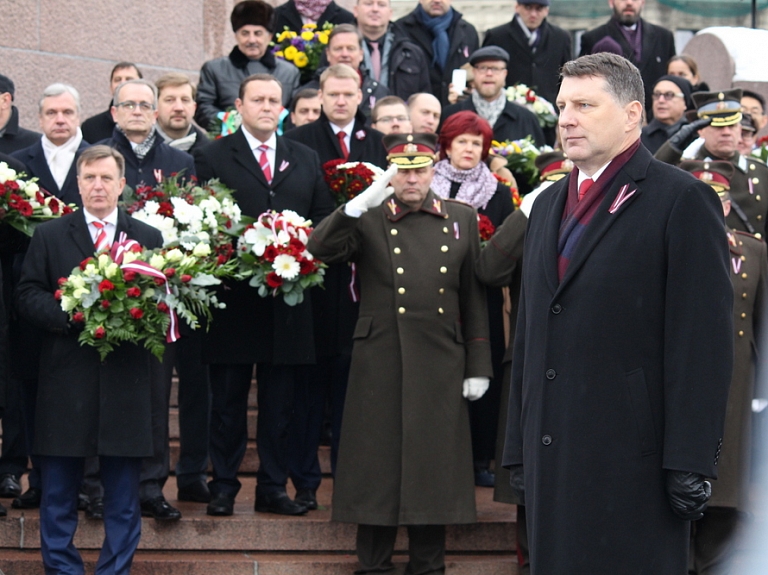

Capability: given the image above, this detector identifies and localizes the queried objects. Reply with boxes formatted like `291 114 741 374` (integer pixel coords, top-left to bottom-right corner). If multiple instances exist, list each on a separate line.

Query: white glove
519 181 553 218
462 377 490 401
345 163 398 217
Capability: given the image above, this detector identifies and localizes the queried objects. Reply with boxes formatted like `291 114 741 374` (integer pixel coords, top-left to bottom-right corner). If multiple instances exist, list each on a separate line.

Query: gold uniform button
751 163 757 170
438 308 444 314
755 234 762 240
739 330 745 337
758 195 762 201
390 229 398 236
398 287 405 294
741 255 747 261
742 272 748 279
399 307 406 314
439 288 445 294
743 292 748 299
393 247 401 254
397 267 404 274
741 312 747 319
443 227 449 234
440 266 447 273
758 215 763 220
441 245 449 252
753 177 760 184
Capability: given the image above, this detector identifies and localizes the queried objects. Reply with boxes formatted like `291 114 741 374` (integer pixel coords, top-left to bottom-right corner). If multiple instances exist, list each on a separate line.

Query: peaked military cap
691 88 743 127
383 133 438 169
535 151 573 182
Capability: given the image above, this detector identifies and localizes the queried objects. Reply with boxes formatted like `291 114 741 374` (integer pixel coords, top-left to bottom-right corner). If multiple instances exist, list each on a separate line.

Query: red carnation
62 206 74 215
217 254 228 265
266 272 283 288
157 201 174 217
5 181 19 191
94 326 106 339
57 277 68 286
289 237 305 256
49 198 60 214
263 245 279 262
80 257 94 271
72 311 85 323
299 259 315 275
126 286 142 298
477 214 496 242
123 270 137 282
54 289 62 300
18 202 33 217
157 302 169 313
98 279 115 293
129 307 144 319
101 300 110 309
181 274 192 283
164 268 175 278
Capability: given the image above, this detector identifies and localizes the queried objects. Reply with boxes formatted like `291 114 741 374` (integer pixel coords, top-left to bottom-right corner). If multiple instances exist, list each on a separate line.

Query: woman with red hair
432 110 515 488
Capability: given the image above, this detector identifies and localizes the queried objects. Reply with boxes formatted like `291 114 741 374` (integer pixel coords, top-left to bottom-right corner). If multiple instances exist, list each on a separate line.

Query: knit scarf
156 124 197 152
415 4 454 70
556 139 641 281
117 125 157 160
472 90 506 128
431 158 499 210
295 0 332 22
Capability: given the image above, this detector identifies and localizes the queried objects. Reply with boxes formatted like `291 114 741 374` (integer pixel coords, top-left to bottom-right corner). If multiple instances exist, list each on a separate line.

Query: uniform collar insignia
387 198 399 215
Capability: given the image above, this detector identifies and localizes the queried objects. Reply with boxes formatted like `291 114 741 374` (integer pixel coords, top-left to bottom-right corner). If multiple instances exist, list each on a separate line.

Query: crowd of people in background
1 0 767 574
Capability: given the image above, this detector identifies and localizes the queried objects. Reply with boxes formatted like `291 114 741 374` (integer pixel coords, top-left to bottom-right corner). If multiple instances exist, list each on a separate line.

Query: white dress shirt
242 128 277 175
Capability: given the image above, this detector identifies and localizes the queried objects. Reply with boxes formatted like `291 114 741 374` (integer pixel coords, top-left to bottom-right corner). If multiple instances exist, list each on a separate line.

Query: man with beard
579 0 675 119
155 73 208 155
441 46 545 146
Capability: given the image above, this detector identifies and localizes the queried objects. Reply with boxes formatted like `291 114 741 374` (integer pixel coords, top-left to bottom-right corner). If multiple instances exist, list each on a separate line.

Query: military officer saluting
679 159 767 575
308 133 493 575
656 88 768 238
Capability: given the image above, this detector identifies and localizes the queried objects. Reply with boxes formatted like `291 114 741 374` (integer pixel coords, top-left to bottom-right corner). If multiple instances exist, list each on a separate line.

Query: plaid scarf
557 139 641 281
472 90 506 128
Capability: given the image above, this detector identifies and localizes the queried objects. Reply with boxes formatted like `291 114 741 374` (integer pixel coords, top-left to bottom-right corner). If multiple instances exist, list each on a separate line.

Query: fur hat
231 1 276 33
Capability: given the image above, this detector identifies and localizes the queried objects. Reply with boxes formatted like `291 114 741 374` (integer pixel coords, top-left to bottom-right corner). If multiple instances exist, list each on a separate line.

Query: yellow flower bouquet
272 23 333 84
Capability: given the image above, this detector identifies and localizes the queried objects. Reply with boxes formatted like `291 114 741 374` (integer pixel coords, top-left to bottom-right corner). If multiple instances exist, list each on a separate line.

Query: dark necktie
337 131 349 160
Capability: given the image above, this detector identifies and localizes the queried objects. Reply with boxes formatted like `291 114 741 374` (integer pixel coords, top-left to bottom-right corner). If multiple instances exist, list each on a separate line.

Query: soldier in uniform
308 133 493 575
679 160 767 575
656 88 768 239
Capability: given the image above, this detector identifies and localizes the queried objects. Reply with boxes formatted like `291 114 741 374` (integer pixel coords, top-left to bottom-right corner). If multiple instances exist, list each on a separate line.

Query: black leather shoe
0 474 21 498
178 480 211 503
294 488 318 510
0 502 6 517
474 469 495 487
206 493 234 516
12 487 42 509
85 497 104 520
255 492 308 515
141 496 182 521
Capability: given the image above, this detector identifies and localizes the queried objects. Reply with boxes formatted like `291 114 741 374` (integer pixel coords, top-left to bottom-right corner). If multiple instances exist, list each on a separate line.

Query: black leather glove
509 465 525 505
666 470 711 521
667 117 712 153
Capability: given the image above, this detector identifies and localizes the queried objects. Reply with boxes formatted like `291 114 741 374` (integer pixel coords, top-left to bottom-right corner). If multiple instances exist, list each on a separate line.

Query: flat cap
384 133 438 169
469 46 510 67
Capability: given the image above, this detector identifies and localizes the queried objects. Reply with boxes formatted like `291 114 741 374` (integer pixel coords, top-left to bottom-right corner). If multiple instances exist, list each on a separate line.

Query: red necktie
337 131 349 160
93 221 109 252
370 41 381 82
578 178 594 201
258 145 272 184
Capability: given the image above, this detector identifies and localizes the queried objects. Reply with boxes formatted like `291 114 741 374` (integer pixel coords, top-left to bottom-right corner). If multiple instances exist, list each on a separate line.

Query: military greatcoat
711 229 767 509
308 191 493 526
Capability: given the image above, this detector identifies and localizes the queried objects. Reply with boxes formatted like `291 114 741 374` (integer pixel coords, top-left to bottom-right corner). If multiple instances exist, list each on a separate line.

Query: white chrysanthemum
171 197 204 225
149 253 166 270
193 242 211 257
204 215 218 231
0 162 17 183
199 196 221 213
273 254 300 280
222 199 241 223
70 275 86 289
143 201 160 216
280 210 306 228
165 248 184 262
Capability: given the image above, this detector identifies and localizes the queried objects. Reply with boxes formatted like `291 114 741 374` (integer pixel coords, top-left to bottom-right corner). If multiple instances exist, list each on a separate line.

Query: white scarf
42 128 83 190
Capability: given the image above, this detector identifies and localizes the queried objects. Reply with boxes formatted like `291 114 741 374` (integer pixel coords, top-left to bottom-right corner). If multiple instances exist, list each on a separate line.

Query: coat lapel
348 120 368 162
231 129 269 187
25 142 60 196
270 137 295 189
68 210 98 259
540 177 569 294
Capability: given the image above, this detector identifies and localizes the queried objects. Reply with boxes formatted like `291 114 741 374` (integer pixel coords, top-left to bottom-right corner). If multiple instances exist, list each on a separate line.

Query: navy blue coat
12 139 91 207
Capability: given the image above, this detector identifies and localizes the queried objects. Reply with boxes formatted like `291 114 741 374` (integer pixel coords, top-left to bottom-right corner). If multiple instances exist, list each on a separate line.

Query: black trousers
208 362 309 497
689 506 745 575
355 524 446 575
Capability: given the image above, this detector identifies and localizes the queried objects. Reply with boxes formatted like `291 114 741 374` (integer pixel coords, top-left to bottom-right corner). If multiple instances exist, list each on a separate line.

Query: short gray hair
39 83 81 114
561 53 644 108
112 78 158 108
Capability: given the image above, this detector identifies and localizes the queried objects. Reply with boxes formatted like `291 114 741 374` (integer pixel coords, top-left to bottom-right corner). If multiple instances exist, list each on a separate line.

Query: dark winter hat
591 36 623 56
231 1 276 33
0 74 15 99
654 74 694 110
469 46 510 67
519 0 550 5
384 133 439 169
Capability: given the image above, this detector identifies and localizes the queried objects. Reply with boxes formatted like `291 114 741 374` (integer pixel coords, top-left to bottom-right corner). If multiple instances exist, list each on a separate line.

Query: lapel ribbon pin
355 130 366 141
279 160 289 172
608 184 637 214
732 257 742 274
387 198 399 215
453 221 460 239
433 198 442 213
153 169 163 183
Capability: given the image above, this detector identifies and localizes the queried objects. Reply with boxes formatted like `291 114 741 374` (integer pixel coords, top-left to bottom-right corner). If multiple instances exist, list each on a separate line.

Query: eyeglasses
116 101 155 112
375 115 409 124
652 91 684 101
473 65 507 74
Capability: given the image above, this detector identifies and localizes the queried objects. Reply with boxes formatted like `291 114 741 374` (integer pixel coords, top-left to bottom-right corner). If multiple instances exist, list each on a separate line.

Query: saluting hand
345 163 398 217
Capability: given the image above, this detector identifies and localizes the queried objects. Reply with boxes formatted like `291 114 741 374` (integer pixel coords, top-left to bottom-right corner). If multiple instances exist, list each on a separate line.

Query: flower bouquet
272 23 333 85
491 138 553 187
236 210 326 306
0 162 77 236
492 173 522 209
752 136 768 163
505 84 558 128
58 235 225 361
323 159 386 206
125 177 243 277
477 213 496 247
207 107 242 140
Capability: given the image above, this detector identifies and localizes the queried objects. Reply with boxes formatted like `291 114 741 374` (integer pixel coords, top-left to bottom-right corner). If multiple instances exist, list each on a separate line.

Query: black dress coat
396 7 479 106
81 107 114 145
504 145 733 573
441 98 546 148
0 107 40 155
16 209 163 457
284 112 387 358
274 0 354 32
193 128 334 365
579 18 675 119
482 17 572 106
12 139 91 206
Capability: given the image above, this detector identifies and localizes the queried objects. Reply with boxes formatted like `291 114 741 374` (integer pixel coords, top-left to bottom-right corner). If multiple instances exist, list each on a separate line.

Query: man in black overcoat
283 64 387 494
503 53 733 574
482 0 572 106
579 0 675 119
16 145 163 574
194 73 334 517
